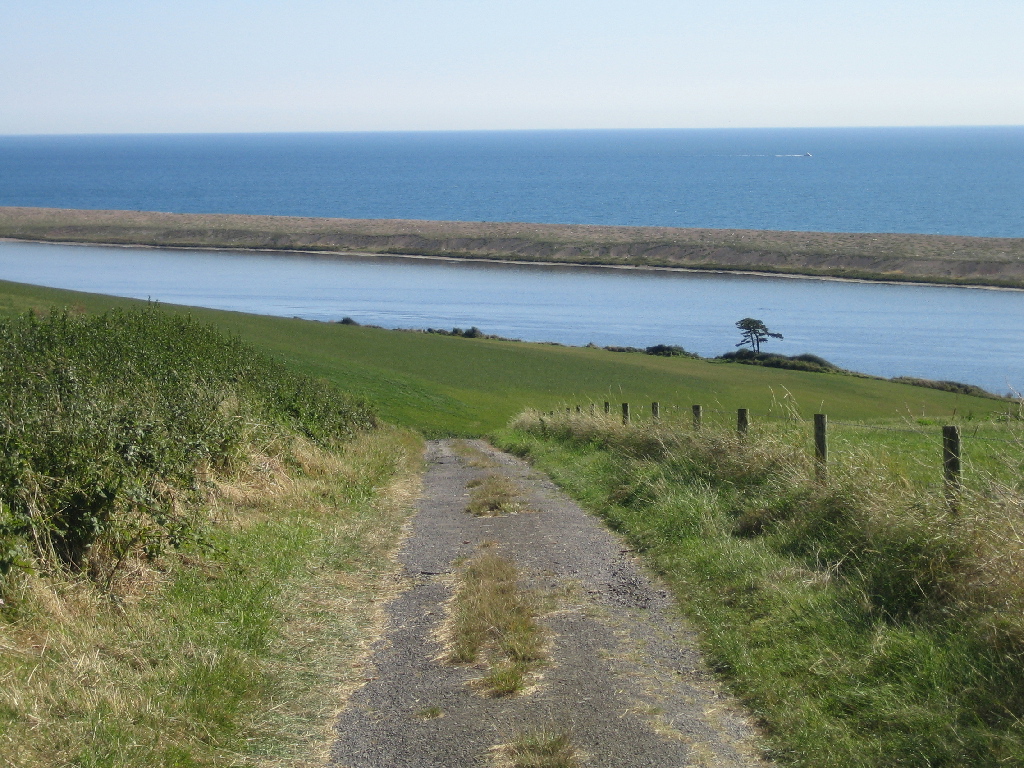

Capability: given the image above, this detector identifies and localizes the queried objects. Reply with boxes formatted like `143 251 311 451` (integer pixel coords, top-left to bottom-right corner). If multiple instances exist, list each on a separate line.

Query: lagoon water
1 239 1020 396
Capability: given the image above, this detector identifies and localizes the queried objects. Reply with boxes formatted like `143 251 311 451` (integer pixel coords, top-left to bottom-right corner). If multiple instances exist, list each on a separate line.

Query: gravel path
330 440 774 767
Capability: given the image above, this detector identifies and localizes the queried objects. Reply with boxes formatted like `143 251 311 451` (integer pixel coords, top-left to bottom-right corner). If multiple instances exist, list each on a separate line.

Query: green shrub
718 348 840 372
0 307 375 581
891 376 1001 399
644 344 696 357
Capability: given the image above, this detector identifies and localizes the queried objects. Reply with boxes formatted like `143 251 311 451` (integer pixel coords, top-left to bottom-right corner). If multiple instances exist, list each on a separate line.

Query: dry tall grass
0 427 422 768
517 406 1024 636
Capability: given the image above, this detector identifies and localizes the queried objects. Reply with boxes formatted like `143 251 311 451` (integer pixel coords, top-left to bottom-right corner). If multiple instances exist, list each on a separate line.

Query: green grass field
0 278 1011 437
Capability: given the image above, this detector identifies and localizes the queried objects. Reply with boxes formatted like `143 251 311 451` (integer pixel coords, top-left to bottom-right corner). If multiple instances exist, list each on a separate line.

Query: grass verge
494 409 1024 767
0 426 422 768
447 546 545 696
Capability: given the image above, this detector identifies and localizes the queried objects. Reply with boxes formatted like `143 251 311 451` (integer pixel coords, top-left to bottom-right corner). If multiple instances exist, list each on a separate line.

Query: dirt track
329 440 774 767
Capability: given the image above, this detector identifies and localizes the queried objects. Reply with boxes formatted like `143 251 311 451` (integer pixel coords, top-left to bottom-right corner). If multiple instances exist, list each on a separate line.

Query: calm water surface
2 240 1020 395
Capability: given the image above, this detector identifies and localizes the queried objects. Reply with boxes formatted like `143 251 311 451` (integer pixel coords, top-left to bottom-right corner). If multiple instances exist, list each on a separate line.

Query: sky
1 0 1022 135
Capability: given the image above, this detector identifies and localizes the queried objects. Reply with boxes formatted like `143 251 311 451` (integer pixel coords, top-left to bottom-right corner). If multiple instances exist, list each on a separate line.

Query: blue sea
1 127 1023 236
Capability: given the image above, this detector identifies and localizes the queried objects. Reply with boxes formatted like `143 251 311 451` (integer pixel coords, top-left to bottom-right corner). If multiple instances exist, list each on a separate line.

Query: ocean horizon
1 126 1022 238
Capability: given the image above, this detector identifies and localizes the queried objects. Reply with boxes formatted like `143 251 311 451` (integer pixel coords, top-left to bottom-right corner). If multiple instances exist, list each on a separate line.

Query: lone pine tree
736 318 783 353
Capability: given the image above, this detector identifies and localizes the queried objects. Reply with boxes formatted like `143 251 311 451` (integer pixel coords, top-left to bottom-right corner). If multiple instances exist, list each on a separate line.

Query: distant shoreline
2 206 1024 290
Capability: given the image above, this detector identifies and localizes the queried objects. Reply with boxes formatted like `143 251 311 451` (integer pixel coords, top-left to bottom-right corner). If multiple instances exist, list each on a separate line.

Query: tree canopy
735 318 783 353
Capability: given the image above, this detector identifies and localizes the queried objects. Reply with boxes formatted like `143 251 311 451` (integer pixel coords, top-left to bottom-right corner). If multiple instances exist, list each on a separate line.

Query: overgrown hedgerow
499 409 1024 767
0 306 376 584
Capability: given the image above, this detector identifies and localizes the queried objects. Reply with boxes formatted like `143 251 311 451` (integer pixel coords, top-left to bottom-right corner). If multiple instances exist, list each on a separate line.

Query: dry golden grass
495 728 579 768
451 439 499 467
466 474 527 516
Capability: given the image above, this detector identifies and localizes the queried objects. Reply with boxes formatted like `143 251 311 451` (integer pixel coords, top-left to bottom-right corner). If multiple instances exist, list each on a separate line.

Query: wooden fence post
590 403 596 415
737 408 749 436
692 405 702 430
943 425 962 509
652 402 660 421
622 403 630 425
814 413 828 480
604 401 610 414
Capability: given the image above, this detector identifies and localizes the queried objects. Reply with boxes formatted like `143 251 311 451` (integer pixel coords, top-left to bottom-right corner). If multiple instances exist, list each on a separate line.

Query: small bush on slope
0 306 375 582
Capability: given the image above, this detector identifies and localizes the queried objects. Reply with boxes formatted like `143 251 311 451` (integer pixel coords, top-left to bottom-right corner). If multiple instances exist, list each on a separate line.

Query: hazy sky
2 0 1022 134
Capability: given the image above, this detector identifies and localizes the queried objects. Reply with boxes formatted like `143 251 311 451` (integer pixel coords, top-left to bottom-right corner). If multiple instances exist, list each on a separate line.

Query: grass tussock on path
495 410 1024 767
466 474 526 516
0 426 422 768
447 546 545 696
501 728 579 768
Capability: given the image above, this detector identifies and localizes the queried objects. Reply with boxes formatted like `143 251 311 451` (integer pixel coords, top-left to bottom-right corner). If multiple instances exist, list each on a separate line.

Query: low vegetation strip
3 206 1024 288
494 410 1024 767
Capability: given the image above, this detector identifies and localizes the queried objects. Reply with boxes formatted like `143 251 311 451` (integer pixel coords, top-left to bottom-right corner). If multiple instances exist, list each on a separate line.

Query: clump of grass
503 728 578 768
496 409 1024 767
466 473 525 516
414 705 444 720
448 547 545 696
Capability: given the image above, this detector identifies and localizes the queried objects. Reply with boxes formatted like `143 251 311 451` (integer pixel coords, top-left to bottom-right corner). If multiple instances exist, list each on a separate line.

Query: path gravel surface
330 440 774 767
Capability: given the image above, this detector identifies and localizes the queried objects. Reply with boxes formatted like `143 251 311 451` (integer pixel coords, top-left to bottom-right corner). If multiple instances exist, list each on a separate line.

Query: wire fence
556 400 1023 443
542 399 1024 501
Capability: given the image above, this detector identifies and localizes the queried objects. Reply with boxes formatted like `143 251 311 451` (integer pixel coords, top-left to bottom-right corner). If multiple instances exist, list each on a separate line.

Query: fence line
565 400 1024 444
541 399 1024 502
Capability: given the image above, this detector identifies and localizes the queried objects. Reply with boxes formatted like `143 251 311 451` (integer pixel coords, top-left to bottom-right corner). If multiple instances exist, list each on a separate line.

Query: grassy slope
0 279 1008 437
